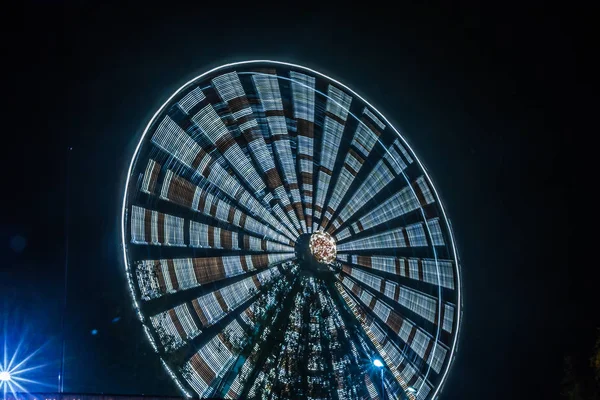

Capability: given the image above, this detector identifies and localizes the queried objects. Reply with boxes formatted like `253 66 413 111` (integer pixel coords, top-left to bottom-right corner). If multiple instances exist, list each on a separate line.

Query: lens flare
0 371 11 381
2 311 55 399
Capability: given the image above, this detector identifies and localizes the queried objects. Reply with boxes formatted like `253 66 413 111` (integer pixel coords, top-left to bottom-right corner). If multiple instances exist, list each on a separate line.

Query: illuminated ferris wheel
121 61 461 400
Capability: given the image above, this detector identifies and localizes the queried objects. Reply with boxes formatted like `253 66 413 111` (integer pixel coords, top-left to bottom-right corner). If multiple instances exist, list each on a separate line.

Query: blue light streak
2 313 55 400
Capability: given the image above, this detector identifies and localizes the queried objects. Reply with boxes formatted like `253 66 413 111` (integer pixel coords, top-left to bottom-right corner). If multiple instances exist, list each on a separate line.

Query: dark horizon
2 2 584 400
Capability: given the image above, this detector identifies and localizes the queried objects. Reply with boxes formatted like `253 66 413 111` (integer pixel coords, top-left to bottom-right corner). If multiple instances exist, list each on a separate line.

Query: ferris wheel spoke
151 266 290 369
331 175 436 242
150 116 298 241
128 203 296 256
336 291 437 400
210 71 302 235
134 253 295 303
338 274 450 379
336 253 456 291
336 218 447 253
289 71 317 234
187 221 294 253
338 264 456 337
186 266 284 332
326 138 415 235
182 310 254 397
321 107 385 231
131 160 293 248
251 71 308 234
141 260 294 317
150 168 295 244
333 280 434 397
312 85 353 232
189 102 266 197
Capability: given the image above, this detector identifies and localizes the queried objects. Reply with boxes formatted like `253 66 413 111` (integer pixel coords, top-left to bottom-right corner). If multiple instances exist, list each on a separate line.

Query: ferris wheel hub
309 231 337 264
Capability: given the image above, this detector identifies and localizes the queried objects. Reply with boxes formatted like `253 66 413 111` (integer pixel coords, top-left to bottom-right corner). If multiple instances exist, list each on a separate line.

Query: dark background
2 2 584 399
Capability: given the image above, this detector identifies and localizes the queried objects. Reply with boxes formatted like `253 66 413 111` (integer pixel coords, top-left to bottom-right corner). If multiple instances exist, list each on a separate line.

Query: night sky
2 2 583 399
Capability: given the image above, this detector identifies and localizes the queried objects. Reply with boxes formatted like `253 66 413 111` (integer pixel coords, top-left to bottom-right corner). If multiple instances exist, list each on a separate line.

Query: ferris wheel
121 60 461 400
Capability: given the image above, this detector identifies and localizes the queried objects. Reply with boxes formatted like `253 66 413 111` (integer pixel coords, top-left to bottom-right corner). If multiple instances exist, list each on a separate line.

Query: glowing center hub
309 231 337 264
0 371 11 382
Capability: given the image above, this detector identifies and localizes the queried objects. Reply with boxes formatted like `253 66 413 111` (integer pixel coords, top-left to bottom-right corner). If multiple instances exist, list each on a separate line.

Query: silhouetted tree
562 355 586 400
592 329 600 386
561 328 600 399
